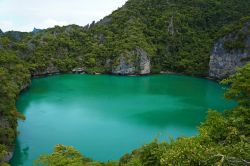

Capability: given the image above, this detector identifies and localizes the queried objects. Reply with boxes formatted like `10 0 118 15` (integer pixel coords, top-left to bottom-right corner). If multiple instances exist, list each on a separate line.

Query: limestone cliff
209 25 250 79
112 48 150 75
32 64 60 76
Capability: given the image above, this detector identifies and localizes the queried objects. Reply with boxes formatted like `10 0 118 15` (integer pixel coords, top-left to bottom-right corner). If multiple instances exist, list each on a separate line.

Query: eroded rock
72 67 85 74
33 65 60 76
112 48 151 75
1 152 13 163
209 25 250 79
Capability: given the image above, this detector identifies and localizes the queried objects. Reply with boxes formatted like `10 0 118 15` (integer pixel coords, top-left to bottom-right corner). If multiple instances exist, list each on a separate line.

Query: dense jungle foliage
34 63 250 166
1 0 250 75
0 0 250 165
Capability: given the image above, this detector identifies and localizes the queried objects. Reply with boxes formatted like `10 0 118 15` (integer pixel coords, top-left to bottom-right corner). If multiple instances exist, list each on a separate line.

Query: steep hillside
1 0 250 76
0 0 250 164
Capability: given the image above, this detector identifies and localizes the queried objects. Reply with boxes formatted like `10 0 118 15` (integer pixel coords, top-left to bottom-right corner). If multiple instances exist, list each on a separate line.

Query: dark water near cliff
11 74 235 165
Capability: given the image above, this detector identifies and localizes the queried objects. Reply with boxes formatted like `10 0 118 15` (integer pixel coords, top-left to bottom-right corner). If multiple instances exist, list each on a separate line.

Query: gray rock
113 55 136 75
94 33 105 44
112 48 151 75
0 118 10 128
27 41 36 51
209 26 250 79
168 16 175 36
138 48 151 74
1 151 13 163
7 31 22 41
33 65 60 76
96 17 112 26
83 24 90 30
21 83 30 91
32 28 42 34
89 21 95 29
72 67 85 73
98 33 105 44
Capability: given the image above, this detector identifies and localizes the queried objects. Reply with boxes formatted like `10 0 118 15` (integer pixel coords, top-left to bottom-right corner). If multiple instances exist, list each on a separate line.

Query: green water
11 74 234 165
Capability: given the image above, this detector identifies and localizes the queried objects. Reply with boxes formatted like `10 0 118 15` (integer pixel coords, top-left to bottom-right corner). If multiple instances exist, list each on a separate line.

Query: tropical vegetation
0 0 250 165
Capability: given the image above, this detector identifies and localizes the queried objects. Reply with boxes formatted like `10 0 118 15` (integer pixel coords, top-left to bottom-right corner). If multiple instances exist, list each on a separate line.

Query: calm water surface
11 74 235 165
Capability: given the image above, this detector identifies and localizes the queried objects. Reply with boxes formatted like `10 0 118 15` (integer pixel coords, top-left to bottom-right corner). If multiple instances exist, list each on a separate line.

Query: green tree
34 144 118 166
34 144 89 166
221 63 250 107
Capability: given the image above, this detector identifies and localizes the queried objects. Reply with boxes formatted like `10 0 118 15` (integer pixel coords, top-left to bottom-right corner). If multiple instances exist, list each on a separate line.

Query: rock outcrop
0 118 10 129
139 49 151 74
209 25 250 79
21 83 30 91
96 16 112 26
112 48 151 75
72 67 85 74
32 28 42 34
1 152 13 163
5 31 22 41
32 64 60 76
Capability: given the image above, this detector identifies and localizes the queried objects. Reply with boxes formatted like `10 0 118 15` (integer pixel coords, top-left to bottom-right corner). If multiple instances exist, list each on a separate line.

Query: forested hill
0 0 250 164
1 0 250 76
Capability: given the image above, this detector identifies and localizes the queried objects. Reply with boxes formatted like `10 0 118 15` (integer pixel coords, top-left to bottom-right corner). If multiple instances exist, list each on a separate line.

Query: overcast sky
0 0 127 32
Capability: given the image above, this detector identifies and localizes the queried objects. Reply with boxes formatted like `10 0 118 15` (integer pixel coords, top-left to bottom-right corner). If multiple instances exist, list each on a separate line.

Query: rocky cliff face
112 48 150 75
32 64 60 76
209 26 250 79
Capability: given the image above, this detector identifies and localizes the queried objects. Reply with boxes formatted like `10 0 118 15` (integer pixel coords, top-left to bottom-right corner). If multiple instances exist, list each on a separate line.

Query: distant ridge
32 27 42 33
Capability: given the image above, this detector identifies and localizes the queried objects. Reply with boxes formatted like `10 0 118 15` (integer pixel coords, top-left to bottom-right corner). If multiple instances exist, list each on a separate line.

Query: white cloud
0 0 127 32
